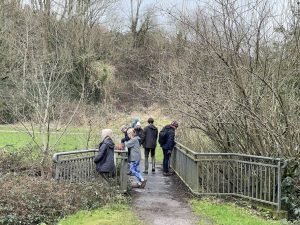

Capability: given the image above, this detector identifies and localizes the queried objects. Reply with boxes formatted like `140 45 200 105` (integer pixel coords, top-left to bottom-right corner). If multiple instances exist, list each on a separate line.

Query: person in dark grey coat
141 117 158 173
94 129 115 180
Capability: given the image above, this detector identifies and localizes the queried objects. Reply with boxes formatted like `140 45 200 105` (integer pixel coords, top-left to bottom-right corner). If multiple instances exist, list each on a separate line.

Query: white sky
116 1 289 21
21 0 291 32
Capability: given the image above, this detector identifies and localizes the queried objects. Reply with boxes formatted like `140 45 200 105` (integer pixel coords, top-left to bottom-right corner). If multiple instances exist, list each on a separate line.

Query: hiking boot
152 168 155 173
163 172 174 176
143 171 148 174
131 183 141 188
140 179 147 188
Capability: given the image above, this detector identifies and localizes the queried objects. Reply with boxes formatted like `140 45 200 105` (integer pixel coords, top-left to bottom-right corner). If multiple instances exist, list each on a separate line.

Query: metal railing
171 142 284 211
52 149 128 192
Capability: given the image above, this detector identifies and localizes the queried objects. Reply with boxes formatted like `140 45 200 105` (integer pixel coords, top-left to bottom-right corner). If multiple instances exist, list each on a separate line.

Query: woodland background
0 0 300 223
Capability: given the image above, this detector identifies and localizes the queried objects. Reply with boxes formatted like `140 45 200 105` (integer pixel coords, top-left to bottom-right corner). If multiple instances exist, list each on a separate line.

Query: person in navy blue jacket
160 121 178 176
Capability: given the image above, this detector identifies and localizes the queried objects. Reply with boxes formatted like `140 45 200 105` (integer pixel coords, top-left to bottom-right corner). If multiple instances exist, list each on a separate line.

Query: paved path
130 163 199 225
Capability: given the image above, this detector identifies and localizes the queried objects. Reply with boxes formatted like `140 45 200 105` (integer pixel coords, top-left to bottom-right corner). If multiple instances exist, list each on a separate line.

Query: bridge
52 142 285 224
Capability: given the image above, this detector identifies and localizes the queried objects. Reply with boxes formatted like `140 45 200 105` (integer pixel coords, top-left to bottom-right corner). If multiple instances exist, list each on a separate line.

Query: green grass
0 130 98 153
191 199 284 225
0 127 165 164
155 144 163 163
57 204 143 225
0 131 33 151
0 113 170 159
0 127 164 158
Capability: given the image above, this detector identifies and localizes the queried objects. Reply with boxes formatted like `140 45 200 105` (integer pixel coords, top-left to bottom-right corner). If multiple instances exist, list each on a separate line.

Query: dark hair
171 120 178 128
147 117 154 124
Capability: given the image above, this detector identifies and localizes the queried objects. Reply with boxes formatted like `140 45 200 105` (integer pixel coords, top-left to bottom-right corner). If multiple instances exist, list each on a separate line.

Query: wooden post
120 155 128 193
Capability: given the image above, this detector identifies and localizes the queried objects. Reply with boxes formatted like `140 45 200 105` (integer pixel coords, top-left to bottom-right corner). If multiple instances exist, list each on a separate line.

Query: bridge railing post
277 160 282 212
114 150 128 193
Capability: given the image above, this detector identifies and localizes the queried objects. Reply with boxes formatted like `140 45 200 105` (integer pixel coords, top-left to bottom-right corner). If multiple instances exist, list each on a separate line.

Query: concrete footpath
130 163 199 225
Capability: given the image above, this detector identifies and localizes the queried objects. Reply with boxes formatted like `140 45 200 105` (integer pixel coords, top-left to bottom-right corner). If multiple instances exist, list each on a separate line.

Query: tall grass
177 128 217 153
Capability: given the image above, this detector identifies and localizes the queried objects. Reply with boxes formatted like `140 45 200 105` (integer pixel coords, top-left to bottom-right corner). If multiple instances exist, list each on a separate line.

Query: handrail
52 149 97 163
175 142 282 161
52 149 129 162
172 141 284 211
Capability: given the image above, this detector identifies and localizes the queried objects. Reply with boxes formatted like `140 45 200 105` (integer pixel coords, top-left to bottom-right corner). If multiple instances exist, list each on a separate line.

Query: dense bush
0 147 47 181
0 101 14 124
282 160 300 221
0 175 127 225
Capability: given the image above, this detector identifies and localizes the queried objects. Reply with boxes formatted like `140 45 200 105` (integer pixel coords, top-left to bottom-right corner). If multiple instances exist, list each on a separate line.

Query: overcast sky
22 0 291 32
113 0 290 31
112 0 202 31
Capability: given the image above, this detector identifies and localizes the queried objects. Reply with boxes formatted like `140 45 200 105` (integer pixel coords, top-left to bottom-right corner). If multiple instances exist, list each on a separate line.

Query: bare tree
0 0 119 175
129 0 155 47
153 0 300 158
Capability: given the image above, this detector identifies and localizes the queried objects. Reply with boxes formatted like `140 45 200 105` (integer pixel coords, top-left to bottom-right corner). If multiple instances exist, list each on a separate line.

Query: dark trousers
162 148 171 173
144 148 155 171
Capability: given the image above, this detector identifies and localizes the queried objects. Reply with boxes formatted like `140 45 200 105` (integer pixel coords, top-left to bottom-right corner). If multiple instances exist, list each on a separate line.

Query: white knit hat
101 129 112 140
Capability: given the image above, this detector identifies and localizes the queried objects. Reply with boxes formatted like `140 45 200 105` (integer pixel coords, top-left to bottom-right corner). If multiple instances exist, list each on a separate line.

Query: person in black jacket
94 129 115 182
134 121 144 145
120 125 130 143
160 121 178 176
142 118 158 174
120 124 131 161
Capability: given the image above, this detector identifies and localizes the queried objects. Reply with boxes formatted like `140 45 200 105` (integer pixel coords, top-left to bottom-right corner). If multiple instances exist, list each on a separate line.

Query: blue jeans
163 149 171 173
129 161 144 182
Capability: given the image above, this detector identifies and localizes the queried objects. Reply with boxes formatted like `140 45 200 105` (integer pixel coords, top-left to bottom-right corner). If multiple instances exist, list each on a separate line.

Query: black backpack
158 127 168 145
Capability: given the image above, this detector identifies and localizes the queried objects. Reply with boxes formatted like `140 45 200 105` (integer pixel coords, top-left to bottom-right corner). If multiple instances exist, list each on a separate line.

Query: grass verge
57 204 142 225
190 199 285 225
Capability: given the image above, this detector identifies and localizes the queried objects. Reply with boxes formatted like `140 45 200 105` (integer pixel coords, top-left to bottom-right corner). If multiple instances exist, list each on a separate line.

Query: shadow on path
130 163 199 225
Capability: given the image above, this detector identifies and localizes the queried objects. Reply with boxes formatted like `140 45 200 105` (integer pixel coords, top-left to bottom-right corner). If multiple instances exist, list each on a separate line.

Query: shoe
140 179 147 188
163 172 174 176
131 183 141 188
143 171 148 174
152 168 155 172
